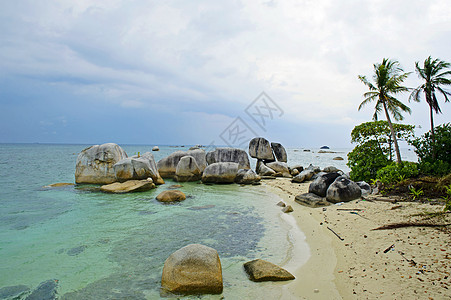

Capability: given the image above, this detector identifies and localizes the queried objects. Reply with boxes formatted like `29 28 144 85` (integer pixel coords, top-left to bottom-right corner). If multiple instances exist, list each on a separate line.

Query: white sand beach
263 178 451 300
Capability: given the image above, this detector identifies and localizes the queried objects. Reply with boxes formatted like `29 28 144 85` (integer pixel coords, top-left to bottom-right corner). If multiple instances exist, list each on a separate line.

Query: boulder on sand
157 149 207 178
206 148 250 169
256 162 276 176
75 143 128 184
309 172 341 197
270 142 287 162
326 176 362 203
266 162 291 177
235 169 261 184
161 244 223 295
175 156 201 182
291 169 315 183
249 137 275 161
156 190 187 202
356 181 372 196
294 193 330 207
100 180 155 193
243 259 295 282
201 162 239 184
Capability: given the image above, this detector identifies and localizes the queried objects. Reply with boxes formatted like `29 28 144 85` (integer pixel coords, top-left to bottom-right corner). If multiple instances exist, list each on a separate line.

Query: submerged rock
206 148 251 169
249 137 275 161
25 279 58 300
152 146 159 151
75 143 127 184
156 190 187 202
161 244 223 295
243 259 295 282
0 285 30 300
100 180 155 193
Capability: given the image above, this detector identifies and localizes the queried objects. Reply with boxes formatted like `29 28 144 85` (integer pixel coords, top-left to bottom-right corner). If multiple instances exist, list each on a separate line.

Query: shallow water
0 144 305 299
0 143 416 299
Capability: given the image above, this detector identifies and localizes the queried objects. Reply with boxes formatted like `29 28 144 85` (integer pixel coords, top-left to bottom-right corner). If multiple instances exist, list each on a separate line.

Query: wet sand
262 177 451 300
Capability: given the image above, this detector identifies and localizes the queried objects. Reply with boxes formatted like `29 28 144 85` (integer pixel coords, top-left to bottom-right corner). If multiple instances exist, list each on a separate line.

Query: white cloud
1 0 450 146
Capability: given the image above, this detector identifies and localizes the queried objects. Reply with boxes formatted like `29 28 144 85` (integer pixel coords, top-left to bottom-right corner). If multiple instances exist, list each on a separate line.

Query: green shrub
411 123 451 176
376 162 419 184
347 140 390 182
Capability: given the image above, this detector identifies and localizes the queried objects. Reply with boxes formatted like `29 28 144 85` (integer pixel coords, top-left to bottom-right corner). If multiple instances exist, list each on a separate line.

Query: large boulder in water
249 137 275 161
157 149 207 178
161 244 223 295
175 156 201 182
309 172 341 197
243 259 295 282
235 169 261 184
114 153 164 185
206 148 251 169
100 180 155 193
201 162 239 183
270 142 287 162
326 176 362 203
266 162 291 177
75 143 127 184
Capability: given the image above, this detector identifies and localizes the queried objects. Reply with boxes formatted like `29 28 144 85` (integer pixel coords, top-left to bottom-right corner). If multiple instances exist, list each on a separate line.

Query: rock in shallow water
156 190 186 202
0 285 30 300
25 279 58 300
201 162 239 183
100 180 155 193
161 244 223 295
75 143 128 184
243 259 295 282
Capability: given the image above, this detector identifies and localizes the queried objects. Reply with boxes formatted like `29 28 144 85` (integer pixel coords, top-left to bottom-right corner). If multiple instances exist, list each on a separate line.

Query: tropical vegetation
358 58 411 164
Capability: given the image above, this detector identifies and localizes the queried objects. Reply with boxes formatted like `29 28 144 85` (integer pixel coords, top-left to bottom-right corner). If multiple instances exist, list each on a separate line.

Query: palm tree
409 56 451 147
358 58 411 164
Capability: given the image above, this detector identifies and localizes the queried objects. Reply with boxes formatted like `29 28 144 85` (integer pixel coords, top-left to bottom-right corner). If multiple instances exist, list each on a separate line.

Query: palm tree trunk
383 102 402 164
430 104 436 159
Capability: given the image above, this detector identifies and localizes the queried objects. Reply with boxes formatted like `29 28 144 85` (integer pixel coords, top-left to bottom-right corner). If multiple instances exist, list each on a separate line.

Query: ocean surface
0 144 416 299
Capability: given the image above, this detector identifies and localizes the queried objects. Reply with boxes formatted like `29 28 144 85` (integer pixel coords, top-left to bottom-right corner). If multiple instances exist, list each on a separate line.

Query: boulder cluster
72 139 371 296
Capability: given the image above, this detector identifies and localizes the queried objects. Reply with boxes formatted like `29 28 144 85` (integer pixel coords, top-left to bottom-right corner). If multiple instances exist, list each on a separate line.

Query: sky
0 0 450 148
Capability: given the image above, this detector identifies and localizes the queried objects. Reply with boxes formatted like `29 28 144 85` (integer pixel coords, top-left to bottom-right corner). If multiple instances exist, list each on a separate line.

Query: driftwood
383 244 394 253
372 222 451 230
398 251 417 266
327 226 344 241
337 208 363 211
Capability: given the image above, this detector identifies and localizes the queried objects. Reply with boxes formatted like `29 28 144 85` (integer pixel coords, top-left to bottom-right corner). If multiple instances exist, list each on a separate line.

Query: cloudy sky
1 0 450 147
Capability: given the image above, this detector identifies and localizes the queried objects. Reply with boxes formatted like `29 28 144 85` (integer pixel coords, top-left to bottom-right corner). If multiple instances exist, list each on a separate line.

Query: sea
0 144 417 299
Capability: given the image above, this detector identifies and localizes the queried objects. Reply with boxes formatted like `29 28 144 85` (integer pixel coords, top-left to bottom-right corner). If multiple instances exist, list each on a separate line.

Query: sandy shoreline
262 177 451 300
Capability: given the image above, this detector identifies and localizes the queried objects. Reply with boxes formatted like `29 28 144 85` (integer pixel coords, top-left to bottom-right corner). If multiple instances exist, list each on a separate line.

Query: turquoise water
0 144 302 299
